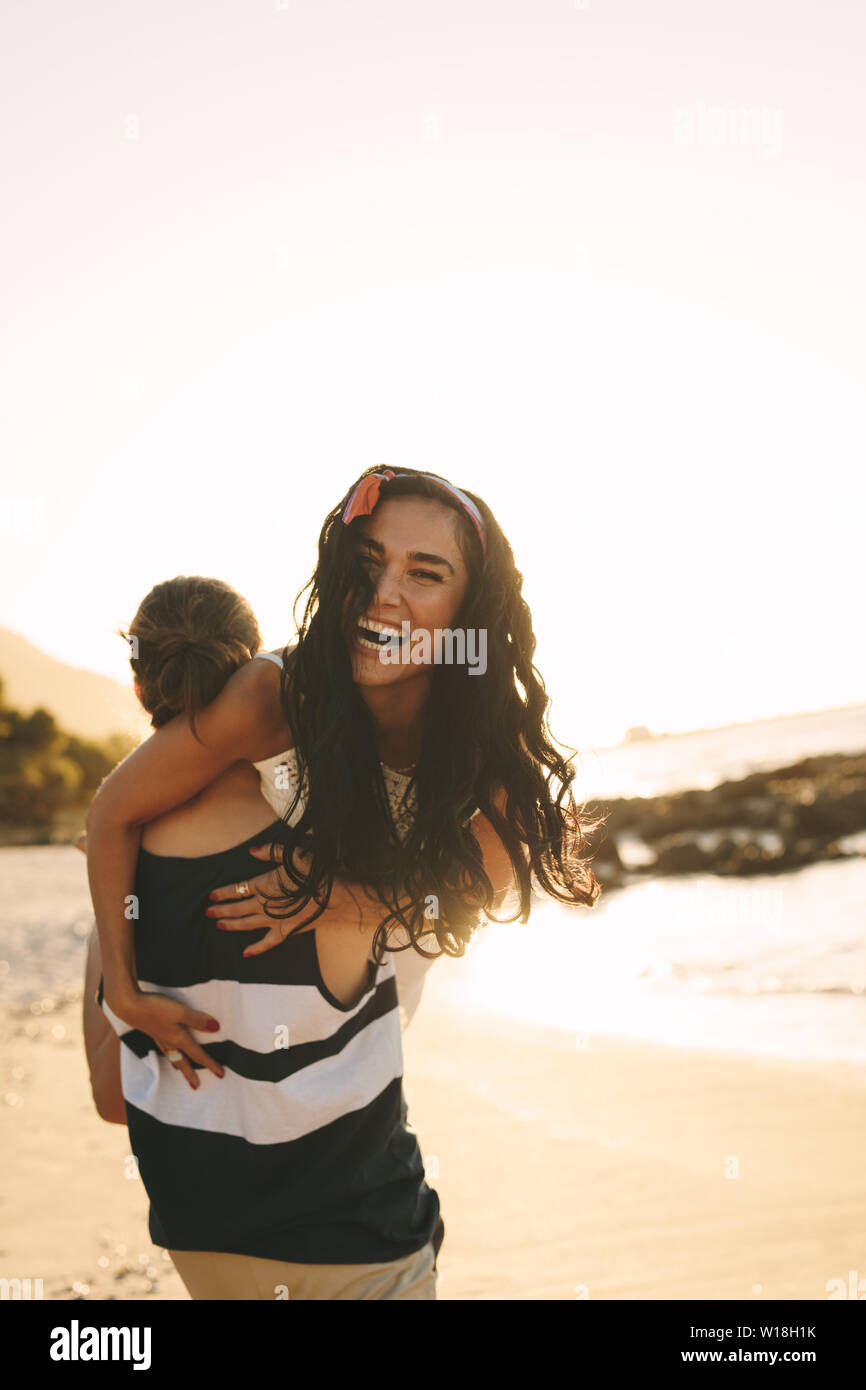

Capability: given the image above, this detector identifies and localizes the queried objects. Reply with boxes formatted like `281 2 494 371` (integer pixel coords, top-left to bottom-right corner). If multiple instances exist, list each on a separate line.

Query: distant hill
623 725 657 744
0 626 149 744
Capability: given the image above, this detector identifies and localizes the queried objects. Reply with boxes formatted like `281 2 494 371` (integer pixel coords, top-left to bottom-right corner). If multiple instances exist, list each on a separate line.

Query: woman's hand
208 845 422 957
108 988 226 1091
206 844 316 959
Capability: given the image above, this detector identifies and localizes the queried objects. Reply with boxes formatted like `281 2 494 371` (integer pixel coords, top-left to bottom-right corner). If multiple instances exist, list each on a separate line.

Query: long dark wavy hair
264 466 605 962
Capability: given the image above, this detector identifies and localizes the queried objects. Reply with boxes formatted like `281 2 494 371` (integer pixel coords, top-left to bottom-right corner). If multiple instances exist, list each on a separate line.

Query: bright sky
1 0 863 751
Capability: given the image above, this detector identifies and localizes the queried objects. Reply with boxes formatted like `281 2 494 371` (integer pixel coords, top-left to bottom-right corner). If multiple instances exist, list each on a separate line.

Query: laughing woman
86 465 602 1300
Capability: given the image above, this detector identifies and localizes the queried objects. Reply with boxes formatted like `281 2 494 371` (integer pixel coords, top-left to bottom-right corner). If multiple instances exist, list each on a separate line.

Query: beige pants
168 1239 437 1301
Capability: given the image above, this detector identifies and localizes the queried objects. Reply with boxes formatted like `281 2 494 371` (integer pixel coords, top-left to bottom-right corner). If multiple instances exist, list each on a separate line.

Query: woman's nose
374 568 403 609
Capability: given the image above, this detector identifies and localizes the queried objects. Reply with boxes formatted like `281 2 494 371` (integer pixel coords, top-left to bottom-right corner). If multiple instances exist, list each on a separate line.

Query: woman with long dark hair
86 465 602 1299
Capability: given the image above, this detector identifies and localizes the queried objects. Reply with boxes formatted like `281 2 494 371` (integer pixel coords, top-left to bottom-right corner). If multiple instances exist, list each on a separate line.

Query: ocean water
1 704 864 1061
574 702 866 799
452 703 866 1063
0 845 94 1012
450 856 866 1064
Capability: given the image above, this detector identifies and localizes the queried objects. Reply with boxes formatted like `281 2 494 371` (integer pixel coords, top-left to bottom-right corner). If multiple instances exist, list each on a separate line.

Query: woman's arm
387 790 522 1028
82 923 125 1124
86 658 290 1082
469 788 523 914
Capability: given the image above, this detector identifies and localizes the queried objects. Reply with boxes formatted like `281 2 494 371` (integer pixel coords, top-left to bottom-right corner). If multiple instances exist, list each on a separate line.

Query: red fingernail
216 923 227 930
189 1079 198 1090
206 1020 220 1032
208 891 218 900
249 845 261 853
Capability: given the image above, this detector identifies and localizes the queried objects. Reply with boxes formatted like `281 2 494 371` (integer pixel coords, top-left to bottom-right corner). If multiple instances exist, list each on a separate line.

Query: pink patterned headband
341 469 487 557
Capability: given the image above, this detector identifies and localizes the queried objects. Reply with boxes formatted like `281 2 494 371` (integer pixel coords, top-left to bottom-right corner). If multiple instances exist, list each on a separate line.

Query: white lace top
253 747 418 844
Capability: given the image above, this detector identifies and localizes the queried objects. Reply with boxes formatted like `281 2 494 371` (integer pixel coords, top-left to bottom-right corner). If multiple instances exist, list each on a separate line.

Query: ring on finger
166 1050 183 1063
236 881 250 896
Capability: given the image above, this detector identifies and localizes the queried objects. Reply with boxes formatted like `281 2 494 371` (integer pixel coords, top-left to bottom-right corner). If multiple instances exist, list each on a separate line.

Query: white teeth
355 616 404 653
358 616 403 638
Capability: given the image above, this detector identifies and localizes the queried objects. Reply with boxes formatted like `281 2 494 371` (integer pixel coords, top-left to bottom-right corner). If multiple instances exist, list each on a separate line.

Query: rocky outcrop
586 752 866 888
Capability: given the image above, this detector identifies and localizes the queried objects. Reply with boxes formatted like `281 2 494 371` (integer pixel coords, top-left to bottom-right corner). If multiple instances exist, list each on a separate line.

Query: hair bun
124 577 261 729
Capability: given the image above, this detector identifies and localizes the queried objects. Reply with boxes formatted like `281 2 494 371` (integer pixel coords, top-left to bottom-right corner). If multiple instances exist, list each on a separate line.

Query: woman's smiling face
346 495 471 688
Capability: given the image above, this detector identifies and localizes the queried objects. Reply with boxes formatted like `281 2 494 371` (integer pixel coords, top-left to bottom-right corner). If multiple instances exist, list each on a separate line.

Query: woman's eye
358 554 442 583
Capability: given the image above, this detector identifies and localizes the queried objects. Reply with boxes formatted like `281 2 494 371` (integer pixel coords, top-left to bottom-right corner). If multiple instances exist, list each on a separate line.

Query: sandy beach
2 953 864 1301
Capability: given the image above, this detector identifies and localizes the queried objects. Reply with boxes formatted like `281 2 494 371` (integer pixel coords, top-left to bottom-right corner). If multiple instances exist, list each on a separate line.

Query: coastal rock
588 751 866 886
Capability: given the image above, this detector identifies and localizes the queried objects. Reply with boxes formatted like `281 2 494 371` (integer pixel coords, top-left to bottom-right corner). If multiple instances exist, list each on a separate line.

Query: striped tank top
99 831 441 1264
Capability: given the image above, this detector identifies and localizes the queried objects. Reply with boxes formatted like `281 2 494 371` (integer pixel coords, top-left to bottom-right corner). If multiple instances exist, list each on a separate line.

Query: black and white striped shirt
100 823 440 1264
